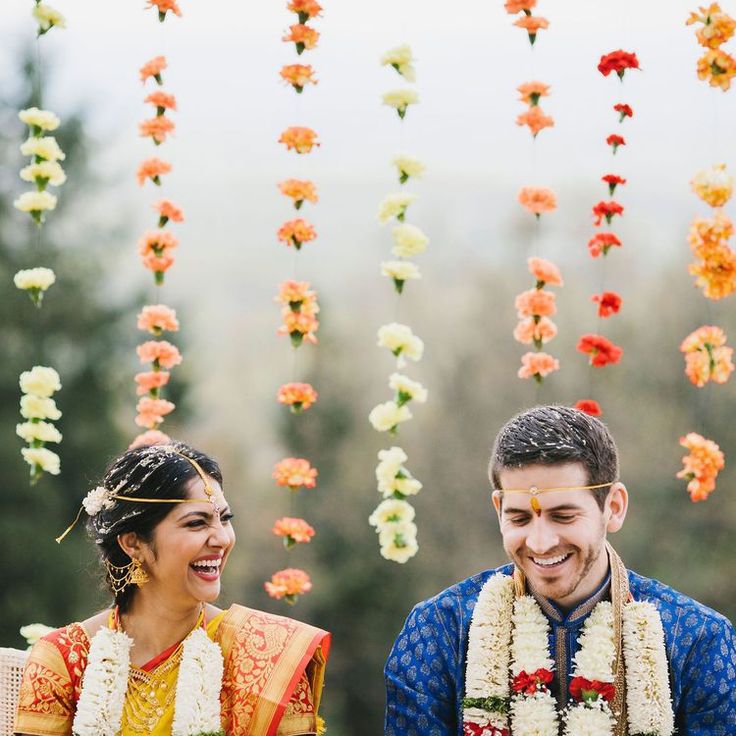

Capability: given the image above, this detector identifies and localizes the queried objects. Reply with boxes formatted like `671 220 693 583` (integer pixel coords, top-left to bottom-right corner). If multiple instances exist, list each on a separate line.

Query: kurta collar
528 569 612 625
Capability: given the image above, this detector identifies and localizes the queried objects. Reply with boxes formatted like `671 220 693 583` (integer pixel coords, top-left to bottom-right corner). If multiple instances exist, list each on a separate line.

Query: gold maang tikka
497 481 615 516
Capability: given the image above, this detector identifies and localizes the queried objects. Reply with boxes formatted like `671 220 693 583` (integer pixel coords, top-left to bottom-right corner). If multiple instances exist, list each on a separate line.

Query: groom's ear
491 491 503 523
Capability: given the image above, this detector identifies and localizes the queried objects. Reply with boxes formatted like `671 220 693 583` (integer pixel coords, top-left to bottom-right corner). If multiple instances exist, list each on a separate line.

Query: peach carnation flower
691 163 733 208
277 218 317 250
278 179 318 209
677 432 725 501
516 107 554 137
277 382 318 413
138 230 178 256
518 352 560 382
513 15 549 45
152 199 183 227
680 324 727 352
696 47 736 90
505 0 536 12
276 280 317 311
279 126 320 154
574 399 602 417
273 458 318 491
688 212 733 258
264 568 312 603
528 257 563 286
137 304 179 335
139 115 175 144
137 340 183 369
518 186 557 217
588 232 622 258
517 81 549 105
288 0 323 21
689 246 736 299
272 517 316 547
137 157 171 186
513 317 557 347
135 396 175 428
129 429 171 449
680 325 734 386
282 23 320 54
147 0 182 21
280 64 318 93
139 55 167 84
278 310 319 346
592 200 624 226
515 288 556 318
591 291 622 318
144 91 177 113
135 370 171 396
687 4 736 49
141 252 175 282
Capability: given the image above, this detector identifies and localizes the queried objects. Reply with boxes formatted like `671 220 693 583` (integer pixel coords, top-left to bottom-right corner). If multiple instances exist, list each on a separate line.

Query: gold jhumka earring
105 557 149 594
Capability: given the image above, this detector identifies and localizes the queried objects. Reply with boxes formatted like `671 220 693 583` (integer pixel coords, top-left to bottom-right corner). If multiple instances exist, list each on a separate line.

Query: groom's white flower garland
462 573 674 736
72 621 224 736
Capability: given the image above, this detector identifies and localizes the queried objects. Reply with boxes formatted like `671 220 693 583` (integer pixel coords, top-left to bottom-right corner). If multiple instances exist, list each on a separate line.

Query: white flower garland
73 622 224 736
463 573 675 736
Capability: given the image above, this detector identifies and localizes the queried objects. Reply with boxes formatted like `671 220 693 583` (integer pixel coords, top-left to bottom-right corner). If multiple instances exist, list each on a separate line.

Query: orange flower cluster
516 81 554 138
137 304 180 335
278 178 318 209
153 198 184 227
146 0 181 22
139 56 167 85
597 50 640 79
280 63 318 93
129 429 171 449
518 352 560 381
680 325 734 386
592 200 624 226
591 291 622 318
264 568 313 603
273 457 318 491
677 432 725 501
279 126 320 154
137 157 171 187
576 334 623 367
588 232 622 258
138 230 179 284
288 0 322 22
272 517 316 547
277 218 317 250
512 14 549 46
518 186 557 218
688 4 736 89
277 382 318 412
139 116 175 145
282 23 320 54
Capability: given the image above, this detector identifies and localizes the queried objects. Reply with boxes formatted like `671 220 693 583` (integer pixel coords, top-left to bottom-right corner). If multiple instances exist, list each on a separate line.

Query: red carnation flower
570 676 616 703
592 201 624 226
588 232 622 257
613 102 633 121
602 174 627 196
512 668 554 695
577 334 623 367
606 133 625 153
574 399 602 416
591 291 622 317
598 50 640 79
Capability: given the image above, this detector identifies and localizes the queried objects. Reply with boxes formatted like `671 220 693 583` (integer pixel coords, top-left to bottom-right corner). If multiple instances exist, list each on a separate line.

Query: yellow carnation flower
18 107 60 133
21 446 61 475
380 43 416 82
377 322 425 367
369 498 416 529
14 267 56 291
368 401 412 433
389 372 428 403
19 366 61 397
20 136 66 162
691 163 734 207
391 223 429 258
20 161 66 187
16 421 62 444
382 89 419 119
20 395 62 421
392 154 425 183
378 192 418 224
32 3 66 33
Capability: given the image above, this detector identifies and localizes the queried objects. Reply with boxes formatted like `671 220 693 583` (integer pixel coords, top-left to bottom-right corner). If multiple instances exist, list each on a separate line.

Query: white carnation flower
377 192 417 224
20 394 62 420
389 372 428 403
382 88 419 118
19 107 61 132
14 190 57 214
32 3 67 32
369 401 412 432
369 498 415 529
20 623 55 647
375 446 422 497
20 135 65 162
380 43 416 82
16 420 62 444
19 366 62 397
392 154 426 182
20 161 66 187
379 524 419 563
83 486 115 516
377 322 424 367
21 446 60 475
392 223 429 258
381 260 421 282
394 475 422 496
14 267 56 291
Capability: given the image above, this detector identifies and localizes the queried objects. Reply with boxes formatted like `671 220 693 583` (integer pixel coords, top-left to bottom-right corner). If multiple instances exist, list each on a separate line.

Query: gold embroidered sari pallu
15 604 330 736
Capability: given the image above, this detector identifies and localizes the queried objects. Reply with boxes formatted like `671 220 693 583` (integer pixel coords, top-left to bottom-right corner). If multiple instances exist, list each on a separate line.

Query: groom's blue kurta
385 564 736 735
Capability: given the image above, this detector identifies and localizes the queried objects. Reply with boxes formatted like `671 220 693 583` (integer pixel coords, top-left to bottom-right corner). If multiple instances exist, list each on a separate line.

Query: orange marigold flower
677 432 725 501
513 317 557 347
598 50 640 79
146 0 182 20
518 186 557 217
602 174 626 196
273 457 318 490
278 310 319 346
588 232 622 258
277 382 318 413
278 179 318 209
279 126 320 154
528 257 563 287
137 304 179 335
592 200 624 226
516 107 554 137
277 218 317 250
144 91 177 113
591 291 622 318
136 339 183 369
129 429 171 449
574 399 602 417
513 15 549 45
153 199 184 227
287 0 323 21
264 568 313 603
688 245 736 299
606 133 625 153
139 115 175 144
688 212 733 258
137 157 172 186
691 163 733 208
517 81 550 106
577 334 623 367
613 103 633 122
139 55 167 84
505 0 536 13
276 279 317 311
135 370 171 396
696 47 736 90
515 288 557 318
272 517 316 547
135 396 176 428
687 4 736 49
518 351 560 382
282 23 320 54
280 64 318 93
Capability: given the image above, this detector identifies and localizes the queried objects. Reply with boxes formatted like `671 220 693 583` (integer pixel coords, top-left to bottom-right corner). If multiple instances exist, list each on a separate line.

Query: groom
384 406 736 734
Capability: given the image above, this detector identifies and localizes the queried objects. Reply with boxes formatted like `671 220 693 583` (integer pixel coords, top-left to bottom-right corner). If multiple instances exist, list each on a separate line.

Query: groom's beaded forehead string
497 481 615 515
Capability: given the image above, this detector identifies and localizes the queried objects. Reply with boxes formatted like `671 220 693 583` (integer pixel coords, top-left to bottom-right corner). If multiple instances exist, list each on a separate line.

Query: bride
15 442 329 736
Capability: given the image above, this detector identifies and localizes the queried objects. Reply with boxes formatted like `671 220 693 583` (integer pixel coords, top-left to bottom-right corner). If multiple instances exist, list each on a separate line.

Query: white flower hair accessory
82 486 116 516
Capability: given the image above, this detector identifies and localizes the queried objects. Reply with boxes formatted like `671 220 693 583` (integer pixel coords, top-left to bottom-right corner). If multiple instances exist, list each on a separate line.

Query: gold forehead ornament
497 481 615 516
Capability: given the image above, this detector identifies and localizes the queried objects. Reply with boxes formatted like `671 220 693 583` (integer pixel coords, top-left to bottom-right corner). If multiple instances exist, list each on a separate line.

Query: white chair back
0 647 28 736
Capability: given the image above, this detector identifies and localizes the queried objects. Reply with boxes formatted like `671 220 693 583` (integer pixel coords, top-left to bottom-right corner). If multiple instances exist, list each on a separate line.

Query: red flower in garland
570 676 615 703
574 399 602 416
512 668 554 695
463 723 509 736
613 103 633 121
591 291 622 317
588 232 622 257
602 174 626 196
606 133 625 154
592 201 624 226
598 50 640 79
577 334 623 367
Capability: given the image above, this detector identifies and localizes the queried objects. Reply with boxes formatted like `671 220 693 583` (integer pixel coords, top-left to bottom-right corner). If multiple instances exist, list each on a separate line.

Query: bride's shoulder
80 609 113 638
